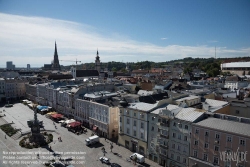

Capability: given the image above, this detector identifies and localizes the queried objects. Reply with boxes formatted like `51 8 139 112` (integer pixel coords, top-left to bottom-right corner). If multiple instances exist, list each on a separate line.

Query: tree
183 67 192 74
111 67 117 72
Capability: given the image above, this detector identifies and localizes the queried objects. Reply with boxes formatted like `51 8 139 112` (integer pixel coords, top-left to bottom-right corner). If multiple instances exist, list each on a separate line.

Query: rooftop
175 108 204 122
175 95 200 102
195 117 250 137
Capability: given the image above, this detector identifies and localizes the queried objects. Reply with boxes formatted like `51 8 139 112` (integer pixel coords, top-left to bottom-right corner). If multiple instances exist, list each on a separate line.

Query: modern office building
6 61 15 70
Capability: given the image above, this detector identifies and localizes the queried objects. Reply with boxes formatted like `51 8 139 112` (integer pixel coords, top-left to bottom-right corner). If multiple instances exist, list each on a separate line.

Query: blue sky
0 0 250 67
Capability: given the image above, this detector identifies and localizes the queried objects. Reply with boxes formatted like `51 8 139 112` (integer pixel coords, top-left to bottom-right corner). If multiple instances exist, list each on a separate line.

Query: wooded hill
61 56 250 77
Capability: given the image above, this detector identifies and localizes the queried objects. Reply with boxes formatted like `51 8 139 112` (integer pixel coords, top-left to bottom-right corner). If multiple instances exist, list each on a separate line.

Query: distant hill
60 56 250 77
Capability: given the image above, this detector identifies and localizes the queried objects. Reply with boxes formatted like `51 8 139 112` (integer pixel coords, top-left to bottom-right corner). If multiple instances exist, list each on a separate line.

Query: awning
68 121 81 128
51 114 64 119
93 125 98 131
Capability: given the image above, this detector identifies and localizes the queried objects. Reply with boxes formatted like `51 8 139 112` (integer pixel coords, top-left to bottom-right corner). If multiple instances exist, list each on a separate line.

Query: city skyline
0 0 250 67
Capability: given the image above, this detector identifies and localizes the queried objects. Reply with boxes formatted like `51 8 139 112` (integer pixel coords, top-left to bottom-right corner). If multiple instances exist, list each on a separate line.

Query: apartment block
189 117 250 167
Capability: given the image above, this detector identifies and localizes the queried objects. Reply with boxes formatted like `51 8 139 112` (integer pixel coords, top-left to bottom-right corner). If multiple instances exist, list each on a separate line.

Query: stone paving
0 103 162 167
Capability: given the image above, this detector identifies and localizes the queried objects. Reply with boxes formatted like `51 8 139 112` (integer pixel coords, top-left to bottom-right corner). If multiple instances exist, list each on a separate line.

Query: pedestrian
105 138 106 141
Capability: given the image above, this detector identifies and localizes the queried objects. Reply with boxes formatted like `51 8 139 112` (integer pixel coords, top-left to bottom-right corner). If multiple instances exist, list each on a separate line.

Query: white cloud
161 38 168 40
0 13 249 67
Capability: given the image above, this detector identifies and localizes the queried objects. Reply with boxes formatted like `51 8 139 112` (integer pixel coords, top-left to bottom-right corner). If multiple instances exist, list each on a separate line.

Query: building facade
189 117 250 167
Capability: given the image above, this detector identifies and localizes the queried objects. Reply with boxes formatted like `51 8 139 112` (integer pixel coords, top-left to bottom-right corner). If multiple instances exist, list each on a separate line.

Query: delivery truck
85 135 99 146
130 153 145 163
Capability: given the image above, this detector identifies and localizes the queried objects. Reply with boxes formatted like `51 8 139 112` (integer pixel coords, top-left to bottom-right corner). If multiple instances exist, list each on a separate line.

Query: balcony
159 133 169 139
159 151 168 158
157 122 170 127
159 143 168 149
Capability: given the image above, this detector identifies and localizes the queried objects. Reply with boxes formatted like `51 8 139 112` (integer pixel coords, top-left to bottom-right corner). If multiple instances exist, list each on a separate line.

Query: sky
0 0 250 67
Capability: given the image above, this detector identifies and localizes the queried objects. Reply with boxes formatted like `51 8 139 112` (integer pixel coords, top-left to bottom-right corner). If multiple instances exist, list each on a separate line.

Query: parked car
99 157 110 164
110 163 121 167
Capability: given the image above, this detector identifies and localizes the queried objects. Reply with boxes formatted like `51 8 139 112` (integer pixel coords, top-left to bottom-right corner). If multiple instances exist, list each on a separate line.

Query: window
152 116 155 121
127 118 130 124
195 129 199 134
133 120 136 126
183 147 186 153
203 154 208 161
141 114 144 118
177 156 180 161
214 146 219 152
185 125 188 130
213 157 219 165
184 136 187 141
172 144 175 149
120 117 122 122
134 112 136 116
127 128 130 134
173 122 176 127
133 130 136 136
183 158 186 164
151 126 154 131
178 134 182 140
227 136 232 142
193 150 198 157
205 131 209 137
179 123 182 128
177 145 181 151
194 140 198 145
204 143 209 149
141 122 144 129
215 134 220 139
172 133 176 138
240 139 245 146
236 110 240 114
127 110 129 115
141 132 144 139
171 154 174 159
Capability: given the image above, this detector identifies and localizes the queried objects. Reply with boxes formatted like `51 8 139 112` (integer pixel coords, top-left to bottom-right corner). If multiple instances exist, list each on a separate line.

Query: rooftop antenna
215 46 216 59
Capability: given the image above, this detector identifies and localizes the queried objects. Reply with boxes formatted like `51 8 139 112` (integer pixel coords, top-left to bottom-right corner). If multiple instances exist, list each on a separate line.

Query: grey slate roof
195 118 250 137
175 108 204 122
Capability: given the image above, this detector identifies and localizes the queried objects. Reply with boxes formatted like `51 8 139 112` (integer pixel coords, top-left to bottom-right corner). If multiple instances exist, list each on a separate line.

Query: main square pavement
0 103 162 167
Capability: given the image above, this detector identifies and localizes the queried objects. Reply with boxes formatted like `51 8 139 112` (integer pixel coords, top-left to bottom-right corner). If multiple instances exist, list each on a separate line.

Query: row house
189 116 250 167
148 104 181 166
0 78 5 101
56 88 75 117
36 83 48 105
25 83 37 102
5 79 27 100
118 99 169 156
75 99 119 139
168 108 204 167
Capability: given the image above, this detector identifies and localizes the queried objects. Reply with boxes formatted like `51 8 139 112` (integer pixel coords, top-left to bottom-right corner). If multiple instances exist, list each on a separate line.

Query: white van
130 153 145 163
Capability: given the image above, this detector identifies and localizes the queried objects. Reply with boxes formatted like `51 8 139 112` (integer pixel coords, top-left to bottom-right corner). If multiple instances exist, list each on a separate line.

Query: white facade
224 80 248 91
36 83 48 105
168 108 204 167
75 99 119 139
5 79 26 100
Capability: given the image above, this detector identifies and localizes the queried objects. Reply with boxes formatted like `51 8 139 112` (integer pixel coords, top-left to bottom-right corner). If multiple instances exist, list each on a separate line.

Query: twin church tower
46 41 101 73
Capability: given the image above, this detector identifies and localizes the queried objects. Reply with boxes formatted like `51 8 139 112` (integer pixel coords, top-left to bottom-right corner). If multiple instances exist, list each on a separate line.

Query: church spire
52 41 60 70
54 41 58 57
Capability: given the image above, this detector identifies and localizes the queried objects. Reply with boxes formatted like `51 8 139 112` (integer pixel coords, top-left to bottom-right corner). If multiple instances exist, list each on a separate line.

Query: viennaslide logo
219 147 247 166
